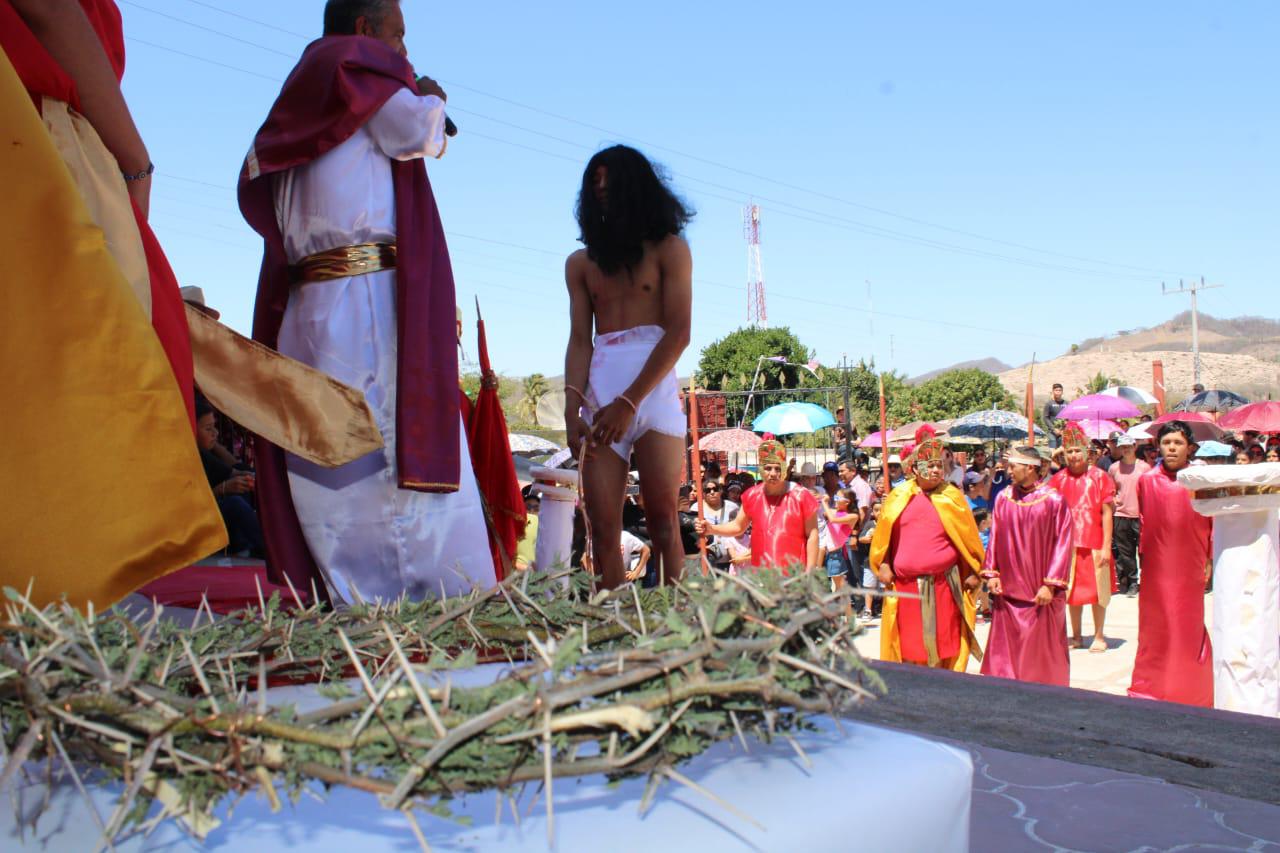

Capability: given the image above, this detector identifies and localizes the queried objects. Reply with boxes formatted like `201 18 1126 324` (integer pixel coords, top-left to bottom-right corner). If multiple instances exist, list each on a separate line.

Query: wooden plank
846 662 1280 804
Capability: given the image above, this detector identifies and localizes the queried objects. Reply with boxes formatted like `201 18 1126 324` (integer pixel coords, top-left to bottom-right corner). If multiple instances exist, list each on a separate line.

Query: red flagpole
1026 355 1036 443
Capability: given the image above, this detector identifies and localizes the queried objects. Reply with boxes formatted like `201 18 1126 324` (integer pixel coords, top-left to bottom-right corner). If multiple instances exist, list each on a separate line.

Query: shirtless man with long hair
563 145 693 589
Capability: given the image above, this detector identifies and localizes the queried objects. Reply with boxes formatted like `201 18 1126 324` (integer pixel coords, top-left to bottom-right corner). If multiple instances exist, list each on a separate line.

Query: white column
530 466 580 582
1179 463 1280 718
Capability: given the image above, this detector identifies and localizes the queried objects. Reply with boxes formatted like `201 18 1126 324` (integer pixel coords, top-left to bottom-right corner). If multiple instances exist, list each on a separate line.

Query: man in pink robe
1129 420 1214 707
981 445 1074 686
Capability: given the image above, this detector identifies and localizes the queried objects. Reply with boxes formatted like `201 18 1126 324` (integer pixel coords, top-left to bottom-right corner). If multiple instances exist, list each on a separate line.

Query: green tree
812 358 909 435
889 368 1017 422
1080 371 1126 395
697 326 817 392
517 373 549 425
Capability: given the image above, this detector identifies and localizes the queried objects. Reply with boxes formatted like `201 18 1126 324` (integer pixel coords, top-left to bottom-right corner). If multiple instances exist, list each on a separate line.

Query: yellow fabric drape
869 481 986 670
186 305 383 468
0 51 226 611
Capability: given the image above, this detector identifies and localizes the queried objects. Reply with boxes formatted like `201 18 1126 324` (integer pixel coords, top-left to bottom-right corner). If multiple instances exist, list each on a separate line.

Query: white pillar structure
1178 463 1280 718
529 465 579 578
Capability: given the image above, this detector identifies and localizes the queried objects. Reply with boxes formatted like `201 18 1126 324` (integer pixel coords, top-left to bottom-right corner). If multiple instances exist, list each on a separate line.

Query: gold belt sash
916 566 983 667
291 242 397 284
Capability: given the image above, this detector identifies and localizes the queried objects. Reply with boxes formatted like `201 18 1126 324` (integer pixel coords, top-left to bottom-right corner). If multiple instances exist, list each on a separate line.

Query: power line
178 0 312 40
120 1 296 58
128 5 1179 281
125 36 280 82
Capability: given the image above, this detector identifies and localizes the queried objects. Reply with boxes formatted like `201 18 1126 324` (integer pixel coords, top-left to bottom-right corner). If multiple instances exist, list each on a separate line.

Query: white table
5 671 972 851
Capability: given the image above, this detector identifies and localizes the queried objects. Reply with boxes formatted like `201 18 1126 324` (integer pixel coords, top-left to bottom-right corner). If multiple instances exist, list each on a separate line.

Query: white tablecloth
4 668 971 851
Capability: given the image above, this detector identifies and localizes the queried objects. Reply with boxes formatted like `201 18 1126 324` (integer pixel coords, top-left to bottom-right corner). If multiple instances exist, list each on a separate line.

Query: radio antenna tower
744 204 768 328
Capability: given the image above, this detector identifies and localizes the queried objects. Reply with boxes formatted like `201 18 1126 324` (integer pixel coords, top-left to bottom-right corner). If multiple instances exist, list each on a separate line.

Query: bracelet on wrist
617 393 638 414
123 161 155 182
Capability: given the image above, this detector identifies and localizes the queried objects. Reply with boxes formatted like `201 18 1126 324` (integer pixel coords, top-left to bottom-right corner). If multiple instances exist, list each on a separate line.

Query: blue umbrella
949 408 1045 441
752 402 836 435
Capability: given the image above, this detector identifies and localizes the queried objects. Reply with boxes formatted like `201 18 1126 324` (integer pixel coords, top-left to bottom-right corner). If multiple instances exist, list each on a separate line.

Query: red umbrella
466 300 526 580
1218 401 1280 434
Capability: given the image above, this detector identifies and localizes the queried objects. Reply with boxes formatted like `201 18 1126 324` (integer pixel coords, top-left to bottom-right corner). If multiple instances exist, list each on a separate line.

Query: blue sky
119 0 1278 380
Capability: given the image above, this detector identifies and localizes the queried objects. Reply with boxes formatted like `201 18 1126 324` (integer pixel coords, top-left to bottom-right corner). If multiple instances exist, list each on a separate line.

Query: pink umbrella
1057 393 1142 421
858 430 889 448
698 428 763 453
1137 411 1226 443
1076 419 1124 441
1218 401 1280 434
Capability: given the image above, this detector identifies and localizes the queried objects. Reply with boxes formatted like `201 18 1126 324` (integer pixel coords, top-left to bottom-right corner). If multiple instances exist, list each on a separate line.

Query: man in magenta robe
695 439 819 572
981 445 1074 686
1129 420 1214 707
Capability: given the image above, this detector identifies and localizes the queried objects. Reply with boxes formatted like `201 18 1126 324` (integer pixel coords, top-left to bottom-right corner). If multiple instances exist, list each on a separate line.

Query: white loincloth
583 325 684 461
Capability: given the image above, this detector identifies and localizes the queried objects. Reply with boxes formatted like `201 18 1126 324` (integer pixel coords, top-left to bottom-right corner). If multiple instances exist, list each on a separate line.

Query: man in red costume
1129 420 1214 707
695 440 819 571
981 445 1074 686
1048 421 1116 653
869 427 985 670
240 0 494 603
0 0 225 609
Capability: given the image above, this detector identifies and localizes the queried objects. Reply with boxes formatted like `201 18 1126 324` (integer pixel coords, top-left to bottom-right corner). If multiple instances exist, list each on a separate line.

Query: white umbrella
1100 386 1159 406
509 433 562 454
1125 424 1155 442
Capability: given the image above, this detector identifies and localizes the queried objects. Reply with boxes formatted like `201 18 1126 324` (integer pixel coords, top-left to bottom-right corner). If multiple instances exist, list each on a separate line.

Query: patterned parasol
698 428 764 452
948 408 1045 441
1173 389 1251 414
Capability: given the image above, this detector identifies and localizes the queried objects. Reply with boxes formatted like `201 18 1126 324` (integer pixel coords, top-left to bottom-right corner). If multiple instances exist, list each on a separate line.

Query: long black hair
575 145 693 275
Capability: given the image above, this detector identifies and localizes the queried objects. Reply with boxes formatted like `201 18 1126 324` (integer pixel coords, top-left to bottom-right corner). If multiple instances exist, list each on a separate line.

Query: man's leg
1114 517 1139 594
634 431 686 586
581 446 629 588
1068 604 1084 647
1090 603 1107 652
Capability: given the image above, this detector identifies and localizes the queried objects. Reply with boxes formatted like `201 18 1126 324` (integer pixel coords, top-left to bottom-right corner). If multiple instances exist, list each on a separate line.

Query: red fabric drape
466 305 526 580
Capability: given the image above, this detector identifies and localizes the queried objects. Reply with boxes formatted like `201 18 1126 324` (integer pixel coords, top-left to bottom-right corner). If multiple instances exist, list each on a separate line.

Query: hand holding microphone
416 75 458 137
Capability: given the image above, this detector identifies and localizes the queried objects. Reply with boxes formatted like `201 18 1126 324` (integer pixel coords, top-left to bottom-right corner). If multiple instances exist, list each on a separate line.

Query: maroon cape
238 36 460 595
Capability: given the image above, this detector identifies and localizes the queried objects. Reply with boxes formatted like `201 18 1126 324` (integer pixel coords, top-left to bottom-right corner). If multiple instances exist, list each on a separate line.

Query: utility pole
1162 277 1223 386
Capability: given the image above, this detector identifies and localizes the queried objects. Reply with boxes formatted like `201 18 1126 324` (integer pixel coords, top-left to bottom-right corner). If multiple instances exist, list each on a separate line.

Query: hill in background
910 357 1013 385
1074 312 1280 362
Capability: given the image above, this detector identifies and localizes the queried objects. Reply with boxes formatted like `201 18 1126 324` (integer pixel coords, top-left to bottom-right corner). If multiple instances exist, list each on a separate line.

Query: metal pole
842 384 852 462
1192 278 1201 387
740 356 766 429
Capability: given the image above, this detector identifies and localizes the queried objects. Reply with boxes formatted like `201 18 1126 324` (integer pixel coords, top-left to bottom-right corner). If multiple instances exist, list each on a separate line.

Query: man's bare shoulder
565 248 589 271
654 233 691 261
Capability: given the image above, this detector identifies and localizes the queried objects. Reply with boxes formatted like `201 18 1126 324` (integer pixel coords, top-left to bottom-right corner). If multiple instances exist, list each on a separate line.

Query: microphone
444 115 458 137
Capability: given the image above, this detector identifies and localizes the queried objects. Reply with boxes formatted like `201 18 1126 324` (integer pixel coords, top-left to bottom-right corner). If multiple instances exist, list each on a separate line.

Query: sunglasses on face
704 486 721 493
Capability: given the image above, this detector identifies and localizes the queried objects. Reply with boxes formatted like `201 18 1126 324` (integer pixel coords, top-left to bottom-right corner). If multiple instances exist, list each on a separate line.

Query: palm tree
519 373 549 424
1081 371 1126 395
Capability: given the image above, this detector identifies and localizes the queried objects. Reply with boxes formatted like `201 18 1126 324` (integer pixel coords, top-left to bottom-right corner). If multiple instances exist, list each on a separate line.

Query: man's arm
563 251 594 455
696 511 750 539
365 88 448 160
11 0 152 216
804 512 820 571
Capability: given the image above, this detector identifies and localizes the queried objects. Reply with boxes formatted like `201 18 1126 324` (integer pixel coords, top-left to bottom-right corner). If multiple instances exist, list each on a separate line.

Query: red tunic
740 483 819 570
1129 462 1214 707
888 493 963 663
1048 467 1117 605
